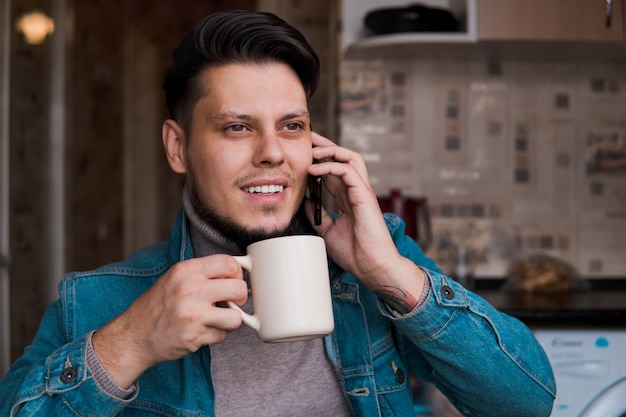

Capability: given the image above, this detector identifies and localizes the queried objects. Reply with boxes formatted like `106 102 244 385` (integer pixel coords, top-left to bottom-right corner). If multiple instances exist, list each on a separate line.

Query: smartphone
309 133 322 226
309 175 323 226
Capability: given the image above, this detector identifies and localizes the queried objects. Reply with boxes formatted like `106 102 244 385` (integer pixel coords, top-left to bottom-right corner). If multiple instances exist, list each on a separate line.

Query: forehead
194 62 308 113
205 62 302 88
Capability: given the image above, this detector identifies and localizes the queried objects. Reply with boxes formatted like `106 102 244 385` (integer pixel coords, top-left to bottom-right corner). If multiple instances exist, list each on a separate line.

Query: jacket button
60 367 78 384
440 285 455 300
395 368 406 384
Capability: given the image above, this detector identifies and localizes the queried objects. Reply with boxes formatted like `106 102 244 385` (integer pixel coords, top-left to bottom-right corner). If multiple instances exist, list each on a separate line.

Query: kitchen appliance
377 188 432 251
364 3 458 35
533 329 626 417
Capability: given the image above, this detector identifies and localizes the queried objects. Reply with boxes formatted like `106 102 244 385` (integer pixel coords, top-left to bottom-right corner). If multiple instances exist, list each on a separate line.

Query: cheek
299 148 315 174
290 143 313 170
190 142 242 179
293 157 313 199
186 150 229 196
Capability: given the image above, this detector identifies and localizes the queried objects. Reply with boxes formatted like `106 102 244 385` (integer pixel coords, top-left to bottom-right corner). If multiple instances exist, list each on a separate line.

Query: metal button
60 367 78 384
440 285 455 300
331 281 341 292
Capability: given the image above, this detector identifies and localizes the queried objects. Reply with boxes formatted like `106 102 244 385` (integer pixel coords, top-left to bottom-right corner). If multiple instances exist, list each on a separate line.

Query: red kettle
377 188 432 251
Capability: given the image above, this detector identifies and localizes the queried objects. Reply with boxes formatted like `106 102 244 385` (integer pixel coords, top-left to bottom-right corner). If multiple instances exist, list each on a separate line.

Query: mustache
232 171 296 188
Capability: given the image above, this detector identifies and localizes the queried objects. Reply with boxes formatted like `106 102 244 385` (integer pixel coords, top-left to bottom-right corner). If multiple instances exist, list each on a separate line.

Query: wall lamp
15 11 55 45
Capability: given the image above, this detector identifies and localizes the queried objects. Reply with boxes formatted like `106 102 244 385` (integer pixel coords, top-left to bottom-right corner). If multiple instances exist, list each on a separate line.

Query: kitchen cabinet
478 0 625 42
342 0 626 58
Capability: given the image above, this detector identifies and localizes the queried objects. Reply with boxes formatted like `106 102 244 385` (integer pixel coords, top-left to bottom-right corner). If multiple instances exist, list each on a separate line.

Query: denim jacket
0 210 555 416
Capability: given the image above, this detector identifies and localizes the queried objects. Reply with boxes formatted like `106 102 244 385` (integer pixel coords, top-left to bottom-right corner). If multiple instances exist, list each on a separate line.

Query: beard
186 169 306 252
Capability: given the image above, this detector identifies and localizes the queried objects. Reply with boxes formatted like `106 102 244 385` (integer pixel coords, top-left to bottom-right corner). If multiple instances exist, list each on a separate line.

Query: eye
223 123 253 138
226 124 248 133
282 122 305 132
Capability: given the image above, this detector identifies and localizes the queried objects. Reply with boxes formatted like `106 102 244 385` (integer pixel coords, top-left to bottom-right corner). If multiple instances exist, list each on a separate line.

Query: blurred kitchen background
1 0 625 415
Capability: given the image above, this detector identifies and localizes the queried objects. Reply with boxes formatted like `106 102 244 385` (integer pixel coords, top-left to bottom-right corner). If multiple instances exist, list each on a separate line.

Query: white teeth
243 185 284 194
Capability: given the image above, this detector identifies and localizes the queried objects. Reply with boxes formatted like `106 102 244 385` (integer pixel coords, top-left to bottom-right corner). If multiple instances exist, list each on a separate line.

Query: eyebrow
211 111 310 123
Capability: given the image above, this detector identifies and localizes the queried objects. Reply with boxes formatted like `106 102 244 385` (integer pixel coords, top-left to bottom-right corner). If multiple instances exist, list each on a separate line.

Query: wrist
370 258 426 315
86 332 137 398
92 320 150 390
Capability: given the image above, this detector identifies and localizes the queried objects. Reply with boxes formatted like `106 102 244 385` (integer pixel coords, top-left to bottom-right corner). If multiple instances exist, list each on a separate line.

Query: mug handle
227 255 261 331
226 301 260 331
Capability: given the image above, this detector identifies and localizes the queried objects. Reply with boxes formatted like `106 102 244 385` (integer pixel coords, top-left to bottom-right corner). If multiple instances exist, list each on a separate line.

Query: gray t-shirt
211 297 352 416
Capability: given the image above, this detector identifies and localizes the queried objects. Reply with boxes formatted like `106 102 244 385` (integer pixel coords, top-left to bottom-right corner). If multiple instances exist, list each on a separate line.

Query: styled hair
163 10 320 132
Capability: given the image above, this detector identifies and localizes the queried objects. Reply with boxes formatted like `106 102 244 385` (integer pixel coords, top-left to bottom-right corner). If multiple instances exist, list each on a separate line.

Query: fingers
312 132 366 167
165 255 249 323
127 255 249 358
181 303 244 350
179 302 244 354
310 132 372 192
167 255 248 305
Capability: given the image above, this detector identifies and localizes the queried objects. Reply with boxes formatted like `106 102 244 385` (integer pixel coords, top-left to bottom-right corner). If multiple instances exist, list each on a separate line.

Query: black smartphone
309 129 322 226
309 175 323 226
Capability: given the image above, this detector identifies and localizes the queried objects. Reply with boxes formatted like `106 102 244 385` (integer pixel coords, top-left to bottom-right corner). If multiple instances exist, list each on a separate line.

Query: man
0 10 556 416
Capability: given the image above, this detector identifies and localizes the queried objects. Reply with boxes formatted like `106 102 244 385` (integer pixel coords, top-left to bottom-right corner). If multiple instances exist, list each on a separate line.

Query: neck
183 187 243 257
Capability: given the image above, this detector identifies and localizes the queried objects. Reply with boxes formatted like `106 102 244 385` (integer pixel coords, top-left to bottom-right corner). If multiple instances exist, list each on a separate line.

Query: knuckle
168 261 188 276
168 279 192 299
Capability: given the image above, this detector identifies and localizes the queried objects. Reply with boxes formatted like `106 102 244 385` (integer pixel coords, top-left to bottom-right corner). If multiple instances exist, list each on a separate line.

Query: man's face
167 62 312 244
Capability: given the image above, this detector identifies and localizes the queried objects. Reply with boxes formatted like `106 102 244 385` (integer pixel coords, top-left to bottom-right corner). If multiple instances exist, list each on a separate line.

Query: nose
253 130 285 166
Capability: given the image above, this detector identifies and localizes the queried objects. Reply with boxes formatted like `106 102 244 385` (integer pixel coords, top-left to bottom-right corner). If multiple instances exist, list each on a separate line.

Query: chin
246 216 293 235
193 188 305 249
238 207 305 244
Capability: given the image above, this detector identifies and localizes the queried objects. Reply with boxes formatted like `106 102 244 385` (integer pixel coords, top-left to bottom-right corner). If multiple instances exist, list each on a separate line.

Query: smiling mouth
242 185 284 195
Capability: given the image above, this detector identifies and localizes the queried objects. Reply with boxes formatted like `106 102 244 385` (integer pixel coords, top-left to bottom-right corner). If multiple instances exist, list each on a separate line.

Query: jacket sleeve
0 300 137 417
381 214 556 417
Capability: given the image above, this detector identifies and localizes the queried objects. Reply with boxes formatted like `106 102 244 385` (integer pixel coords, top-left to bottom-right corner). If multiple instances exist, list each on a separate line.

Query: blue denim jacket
0 210 555 416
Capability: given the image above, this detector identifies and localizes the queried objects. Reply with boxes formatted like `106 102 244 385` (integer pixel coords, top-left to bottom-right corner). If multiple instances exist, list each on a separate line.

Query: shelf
342 0 478 51
349 30 477 49
343 40 626 62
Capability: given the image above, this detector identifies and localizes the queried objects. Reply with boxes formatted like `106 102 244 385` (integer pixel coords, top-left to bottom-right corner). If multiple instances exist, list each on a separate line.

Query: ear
162 119 187 174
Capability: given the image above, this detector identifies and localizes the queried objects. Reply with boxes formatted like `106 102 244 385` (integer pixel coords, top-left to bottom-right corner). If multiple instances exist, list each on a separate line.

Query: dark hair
163 10 320 132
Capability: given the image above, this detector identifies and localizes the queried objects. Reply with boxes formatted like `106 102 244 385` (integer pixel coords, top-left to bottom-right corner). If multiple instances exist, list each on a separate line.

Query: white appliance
534 329 626 417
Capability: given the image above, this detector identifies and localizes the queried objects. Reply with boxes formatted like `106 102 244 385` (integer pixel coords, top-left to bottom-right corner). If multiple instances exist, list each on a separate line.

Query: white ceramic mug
227 235 334 343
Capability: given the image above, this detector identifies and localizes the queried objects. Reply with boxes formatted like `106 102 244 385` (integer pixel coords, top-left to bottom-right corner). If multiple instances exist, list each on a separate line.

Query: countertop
473 279 626 327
